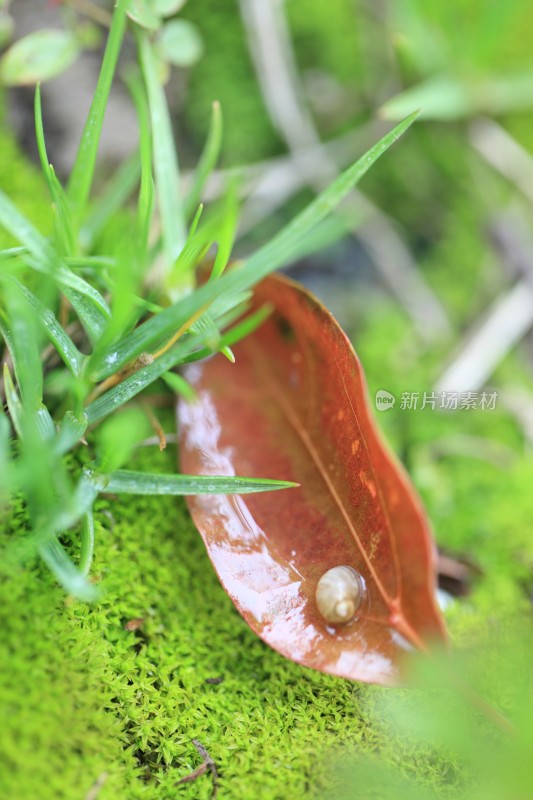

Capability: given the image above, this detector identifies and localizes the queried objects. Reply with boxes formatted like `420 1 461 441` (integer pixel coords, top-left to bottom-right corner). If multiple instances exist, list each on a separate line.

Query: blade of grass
89 113 417 380
78 510 95 577
34 85 76 255
64 256 116 271
137 30 186 265
80 153 141 247
47 472 100 535
54 411 89 456
35 405 56 441
210 179 238 280
164 212 217 298
161 370 196 401
87 468 298 495
188 202 203 237
0 194 111 326
63 286 110 344
0 407 12 493
179 304 272 365
244 111 420 274
0 283 43 407
86 303 271 423
13 279 84 376
34 84 56 199
190 314 220 351
67 0 129 217
40 265 111 319
86 333 203 423
39 537 98 600
3 364 23 438
183 100 222 220
125 69 155 264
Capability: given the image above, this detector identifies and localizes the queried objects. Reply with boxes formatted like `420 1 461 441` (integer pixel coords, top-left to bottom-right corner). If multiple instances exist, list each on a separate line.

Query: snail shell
315 565 363 624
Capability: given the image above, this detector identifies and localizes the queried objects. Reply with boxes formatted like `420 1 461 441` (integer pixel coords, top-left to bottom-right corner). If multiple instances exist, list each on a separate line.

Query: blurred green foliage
182 0 282 163
0 122 51 245
2 0 533 797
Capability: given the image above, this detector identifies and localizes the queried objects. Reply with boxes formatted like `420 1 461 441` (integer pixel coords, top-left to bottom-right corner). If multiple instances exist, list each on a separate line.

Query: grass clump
0 1 415 599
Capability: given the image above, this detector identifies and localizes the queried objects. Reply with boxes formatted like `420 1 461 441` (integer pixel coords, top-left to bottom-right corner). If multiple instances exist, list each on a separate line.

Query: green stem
79 511 95 577
67 0 128 218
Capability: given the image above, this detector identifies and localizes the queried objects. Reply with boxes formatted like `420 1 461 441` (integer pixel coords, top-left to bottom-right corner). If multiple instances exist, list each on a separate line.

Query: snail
315 565 363 624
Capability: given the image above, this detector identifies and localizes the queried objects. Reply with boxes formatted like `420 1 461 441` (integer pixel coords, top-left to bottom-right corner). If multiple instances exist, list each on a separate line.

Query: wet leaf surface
177 274 447 684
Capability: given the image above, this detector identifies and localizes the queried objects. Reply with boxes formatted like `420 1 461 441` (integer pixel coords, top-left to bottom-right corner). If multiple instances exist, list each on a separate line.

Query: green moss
1 310 530 798
286 0 362 86
181 0 282 165
1 439 494 800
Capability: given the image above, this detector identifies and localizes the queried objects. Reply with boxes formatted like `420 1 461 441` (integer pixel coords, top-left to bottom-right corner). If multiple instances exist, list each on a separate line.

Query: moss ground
2 353 532 800
0 445 459 800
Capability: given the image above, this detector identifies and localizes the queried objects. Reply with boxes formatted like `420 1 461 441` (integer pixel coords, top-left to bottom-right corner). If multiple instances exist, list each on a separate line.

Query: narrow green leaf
190 313 220 351
34 85 76 255
14 280 84 376
79 510 95 577
210 180 238 280
0 284 43 407
0 189 110 328
34 84 57 199
86 335 201 424
87 469 298 495
0 187 54 263
64 256 116 271
62 285 110 344
49 473 100 534
90 114 417 380
380 75 468 121
81 153 141 247
68 0 128 216
161 370 196 400
180 304 272 365
39 537 98 600
0 246 26 258
54 411 89 456
210 289 253 319
137 31 186 265
36 404 56 441
3 364 23 438
88 304 271 423
220 345 234 362
381 72 533 122
188 202 203 237
125 69 155 261
165 213 216 296
287 213 353 265
245 111 420 275
0 407 12 492
184 100 222 220
32 264 111 321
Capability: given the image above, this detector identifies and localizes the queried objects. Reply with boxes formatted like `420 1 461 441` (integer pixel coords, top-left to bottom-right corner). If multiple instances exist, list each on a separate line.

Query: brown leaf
177 274 447 685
